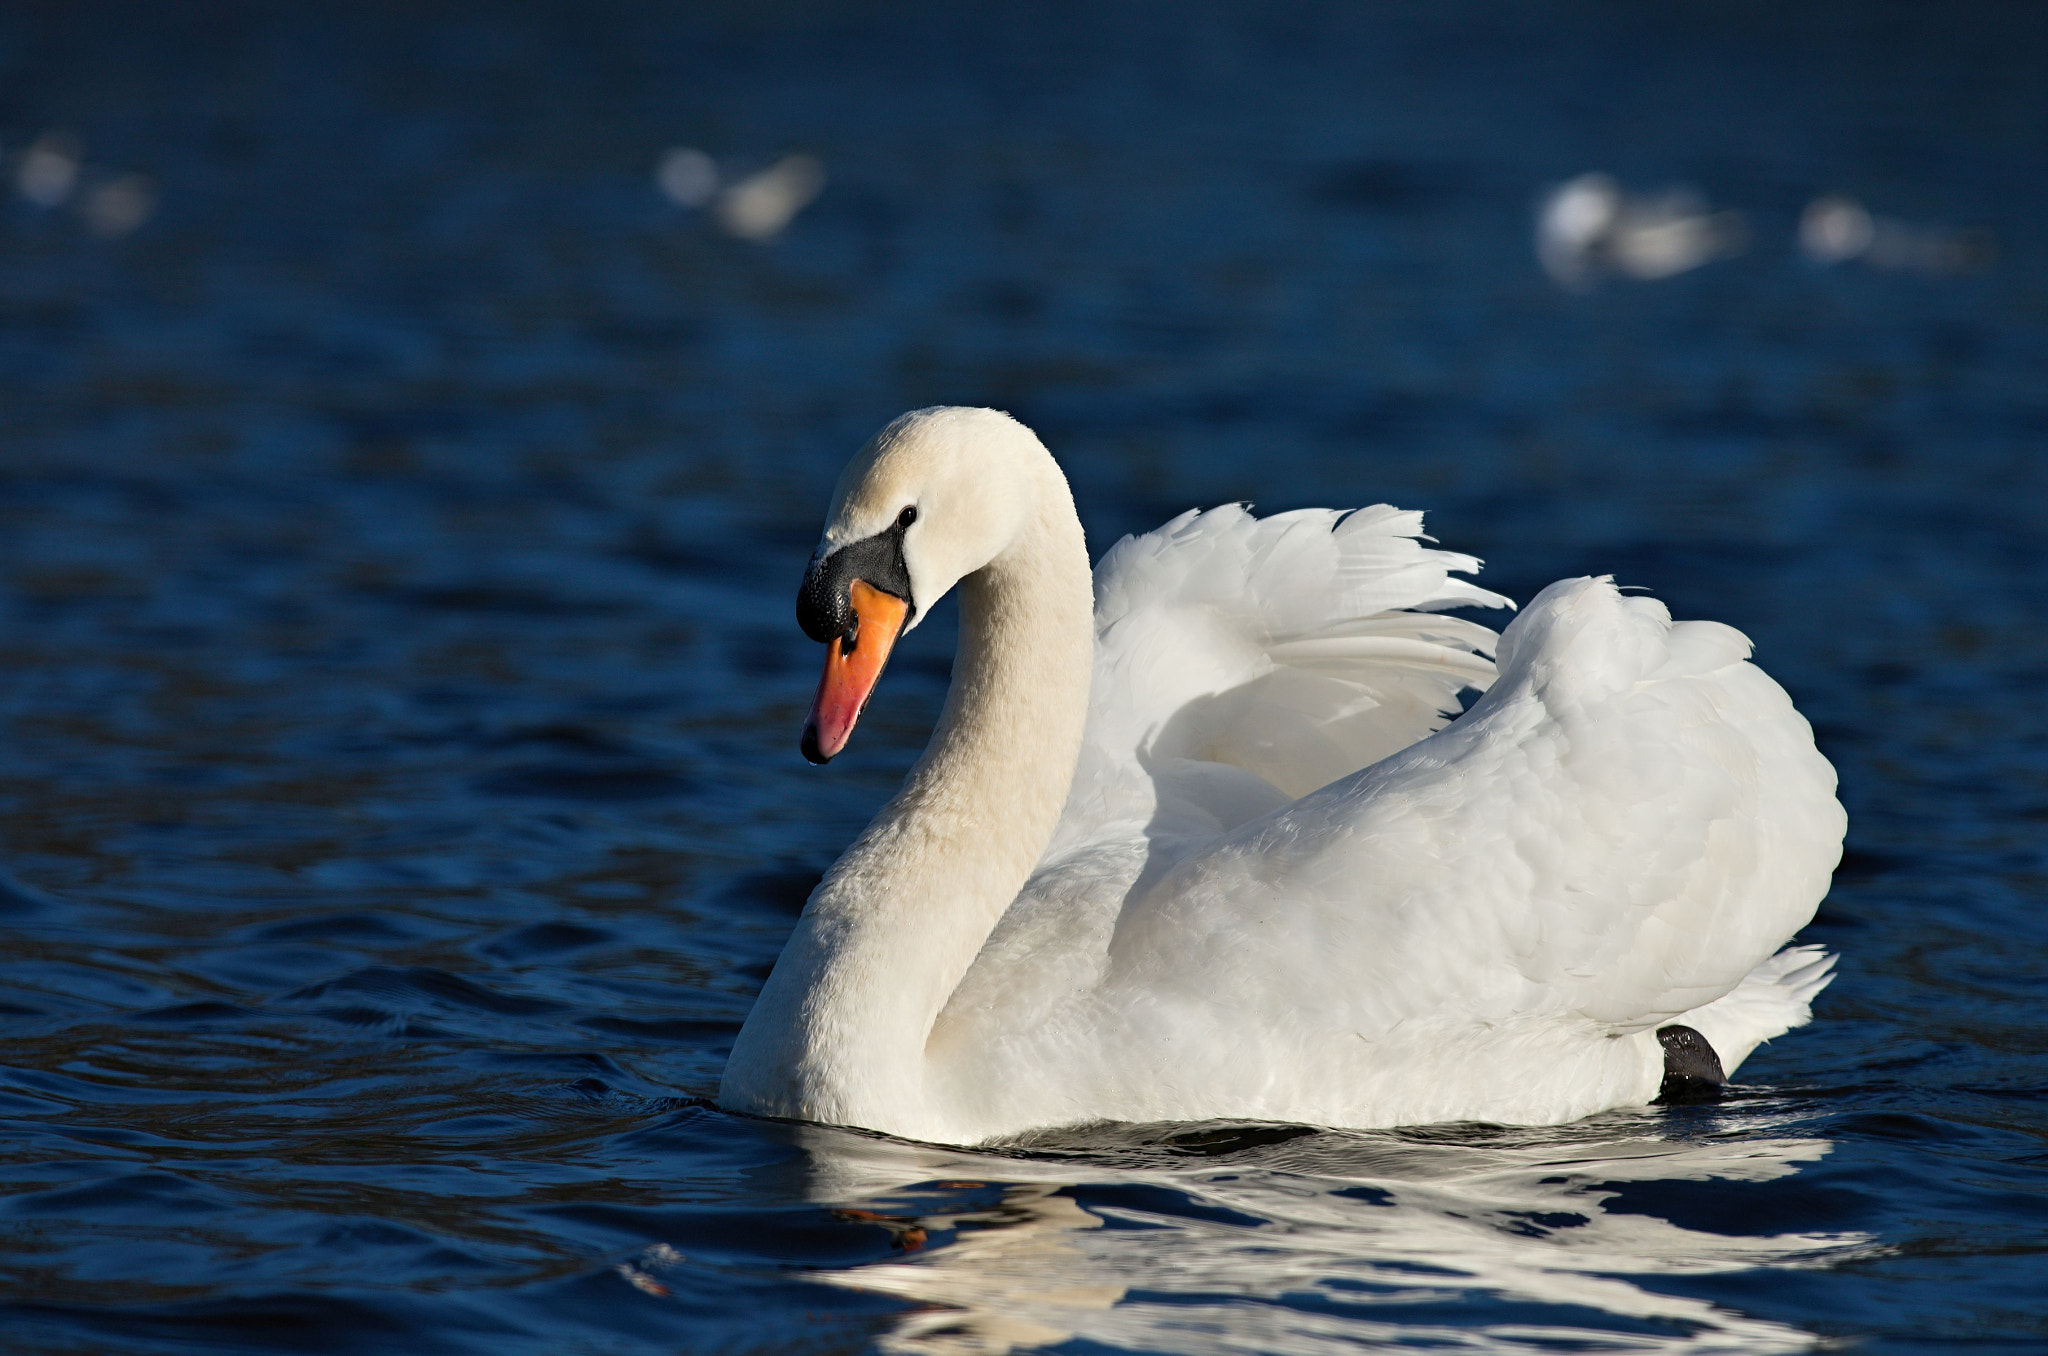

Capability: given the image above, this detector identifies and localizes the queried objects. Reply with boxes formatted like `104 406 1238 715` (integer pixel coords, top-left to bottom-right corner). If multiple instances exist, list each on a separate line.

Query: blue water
2 4 2045 1351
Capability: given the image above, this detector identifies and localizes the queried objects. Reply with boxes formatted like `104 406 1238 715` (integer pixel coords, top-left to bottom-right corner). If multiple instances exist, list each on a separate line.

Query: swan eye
896 505 918 529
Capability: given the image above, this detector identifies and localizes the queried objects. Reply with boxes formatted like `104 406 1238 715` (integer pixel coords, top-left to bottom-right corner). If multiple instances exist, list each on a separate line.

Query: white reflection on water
752 1115 1867 1355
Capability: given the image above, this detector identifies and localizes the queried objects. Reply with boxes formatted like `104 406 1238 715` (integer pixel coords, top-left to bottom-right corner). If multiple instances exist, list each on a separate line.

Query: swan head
796 406 1043 763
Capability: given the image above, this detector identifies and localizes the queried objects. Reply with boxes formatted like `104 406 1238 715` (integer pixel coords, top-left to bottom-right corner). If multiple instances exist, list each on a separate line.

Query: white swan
720 407 1845 1145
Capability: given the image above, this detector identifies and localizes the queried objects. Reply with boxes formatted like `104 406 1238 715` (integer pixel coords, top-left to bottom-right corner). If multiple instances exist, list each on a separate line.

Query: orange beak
802 579 910 764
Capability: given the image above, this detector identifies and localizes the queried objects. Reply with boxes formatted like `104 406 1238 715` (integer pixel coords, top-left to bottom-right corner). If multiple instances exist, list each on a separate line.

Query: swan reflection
686 1114 1867 1355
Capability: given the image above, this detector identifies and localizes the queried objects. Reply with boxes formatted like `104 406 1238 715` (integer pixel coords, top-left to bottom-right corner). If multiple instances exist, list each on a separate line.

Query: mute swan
720 407 1845 1145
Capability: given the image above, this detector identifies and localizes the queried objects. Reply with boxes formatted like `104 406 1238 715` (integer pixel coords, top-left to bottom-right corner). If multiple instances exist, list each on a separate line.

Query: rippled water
3 4 2045 1352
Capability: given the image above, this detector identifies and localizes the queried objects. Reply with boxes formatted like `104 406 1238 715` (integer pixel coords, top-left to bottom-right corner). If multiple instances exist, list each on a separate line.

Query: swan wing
1051 504 1513 861
1106 576 1845 1055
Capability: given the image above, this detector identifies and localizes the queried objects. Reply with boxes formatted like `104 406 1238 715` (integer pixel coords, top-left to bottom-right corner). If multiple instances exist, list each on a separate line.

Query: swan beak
802 579 909 764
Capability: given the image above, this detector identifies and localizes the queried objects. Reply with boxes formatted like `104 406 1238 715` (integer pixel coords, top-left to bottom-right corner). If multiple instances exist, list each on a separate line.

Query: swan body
720 407 1844 1145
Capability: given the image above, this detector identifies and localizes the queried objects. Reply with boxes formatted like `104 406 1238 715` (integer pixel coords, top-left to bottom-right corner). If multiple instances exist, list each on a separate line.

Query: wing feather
1104 577 1844 1041
1062 503 1512 845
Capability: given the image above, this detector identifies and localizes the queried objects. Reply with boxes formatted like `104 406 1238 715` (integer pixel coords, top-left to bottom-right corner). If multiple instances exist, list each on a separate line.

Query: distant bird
1537 172 1747 287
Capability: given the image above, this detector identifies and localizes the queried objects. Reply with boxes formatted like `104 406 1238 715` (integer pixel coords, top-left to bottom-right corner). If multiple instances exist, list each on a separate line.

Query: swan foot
1654 1025 1726 1105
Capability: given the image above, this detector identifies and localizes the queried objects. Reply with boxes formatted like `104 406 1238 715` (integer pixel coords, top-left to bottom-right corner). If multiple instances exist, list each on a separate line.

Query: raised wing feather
1053 504 1511 860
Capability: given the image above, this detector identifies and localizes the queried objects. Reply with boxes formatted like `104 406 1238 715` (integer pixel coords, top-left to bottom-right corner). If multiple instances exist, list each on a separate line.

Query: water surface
2 3 2045 1351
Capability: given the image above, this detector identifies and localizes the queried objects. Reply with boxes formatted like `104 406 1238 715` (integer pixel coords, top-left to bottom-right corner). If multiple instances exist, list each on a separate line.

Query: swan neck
916 517 1091 819
724 459 1092 1139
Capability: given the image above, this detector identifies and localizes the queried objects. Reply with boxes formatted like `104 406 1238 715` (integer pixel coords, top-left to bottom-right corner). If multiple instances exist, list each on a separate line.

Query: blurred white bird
1537 172 1747 288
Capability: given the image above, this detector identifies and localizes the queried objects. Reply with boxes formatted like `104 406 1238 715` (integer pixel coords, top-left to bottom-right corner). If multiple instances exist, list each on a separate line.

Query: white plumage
721 408 1845 1145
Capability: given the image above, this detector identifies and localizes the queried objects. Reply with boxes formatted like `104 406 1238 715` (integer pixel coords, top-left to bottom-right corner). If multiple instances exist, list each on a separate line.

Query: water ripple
2 2 2045 1351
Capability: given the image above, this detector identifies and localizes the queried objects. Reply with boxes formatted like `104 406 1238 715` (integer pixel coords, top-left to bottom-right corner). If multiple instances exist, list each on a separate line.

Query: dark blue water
2 4 2045 1351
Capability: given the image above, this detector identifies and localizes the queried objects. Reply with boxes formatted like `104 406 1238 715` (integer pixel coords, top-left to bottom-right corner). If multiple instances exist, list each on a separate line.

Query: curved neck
723 464 1093 1140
